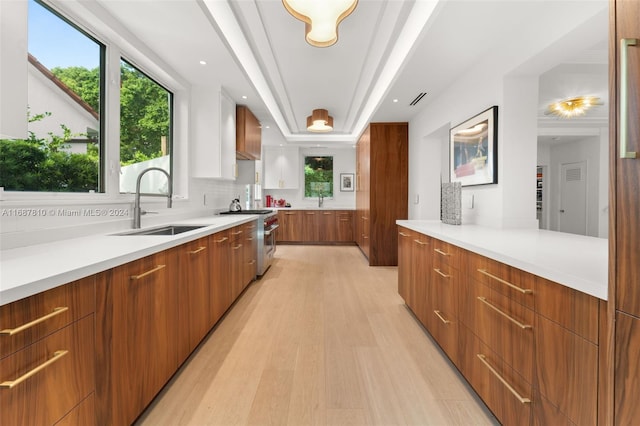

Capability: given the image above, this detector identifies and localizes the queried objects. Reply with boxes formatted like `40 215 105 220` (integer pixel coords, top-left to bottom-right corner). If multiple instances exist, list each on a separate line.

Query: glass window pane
304 156 333 197
119 59 172 194
0 0 104 192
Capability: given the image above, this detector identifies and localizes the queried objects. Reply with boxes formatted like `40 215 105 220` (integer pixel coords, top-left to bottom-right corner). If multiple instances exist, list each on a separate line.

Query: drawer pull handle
620 38 638 159
477 297 532 329
189 246 207 254
477 269 533 294
414 239 428 246
434 268 450 278
433 310 451 324
477 354 531 404
399 232 410 237
130 264 166 280
231 230 243 235
249 259 256 265
434 248 449 256
214 237 228 243
0 350 68 389
285 212 296 215
0 307 69 336
233 244 243 250
323 212 332 215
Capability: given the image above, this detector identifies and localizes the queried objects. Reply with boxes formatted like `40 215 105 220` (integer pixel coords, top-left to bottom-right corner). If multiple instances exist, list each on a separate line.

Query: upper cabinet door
236 105 261 160
191 88 237 180
264 146 299 189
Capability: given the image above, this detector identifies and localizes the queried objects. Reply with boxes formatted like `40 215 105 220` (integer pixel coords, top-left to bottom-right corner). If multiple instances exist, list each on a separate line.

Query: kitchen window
0 0 105 192
119 59 173 194
304 156 333 198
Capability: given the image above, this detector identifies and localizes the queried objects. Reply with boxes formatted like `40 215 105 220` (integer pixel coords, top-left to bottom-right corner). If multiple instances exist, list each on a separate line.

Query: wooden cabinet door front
178 237 210 363
318 211 336 242
210 231 231 325
96 250 179 426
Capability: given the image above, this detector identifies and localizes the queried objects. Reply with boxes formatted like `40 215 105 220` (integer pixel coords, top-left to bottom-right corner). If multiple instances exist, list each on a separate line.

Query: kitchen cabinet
277 210 356 244
398 228 602 426
95 249 179 426
356 123 408 266
229 225 246 301
178 237 211 364
191 88 237 179
301 211 320 241
278 210 302 242
242 221 258 288
318 210 335 242
0 276 95 426
236 105 261 160
610 0 640 423
210 229 232 325
335 210 354 242
264 146 299 189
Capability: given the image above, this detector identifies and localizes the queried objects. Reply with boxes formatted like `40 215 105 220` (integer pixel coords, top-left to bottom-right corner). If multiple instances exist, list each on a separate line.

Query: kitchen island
396 220 608 425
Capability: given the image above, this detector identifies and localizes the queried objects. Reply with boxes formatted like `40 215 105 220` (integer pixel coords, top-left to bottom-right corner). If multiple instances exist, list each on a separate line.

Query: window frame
2 0 185 203
303 155 334 200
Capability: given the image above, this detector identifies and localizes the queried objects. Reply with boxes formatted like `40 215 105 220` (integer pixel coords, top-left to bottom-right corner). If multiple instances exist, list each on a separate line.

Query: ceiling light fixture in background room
282 0 358 47
546 96 602 118
306 108 333 132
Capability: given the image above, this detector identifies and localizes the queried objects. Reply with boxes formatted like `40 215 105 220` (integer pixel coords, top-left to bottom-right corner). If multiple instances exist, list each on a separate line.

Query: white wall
407 1 607 229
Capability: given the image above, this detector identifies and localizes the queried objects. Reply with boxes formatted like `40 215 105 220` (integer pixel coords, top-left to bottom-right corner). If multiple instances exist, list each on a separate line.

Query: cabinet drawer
461 279 534 383
459 325 532 426
431 239 460 270
535 314 597 426
56 393 95 426
0 315 95 426
0 276 95 359
535 276 599 344
467 252 535 309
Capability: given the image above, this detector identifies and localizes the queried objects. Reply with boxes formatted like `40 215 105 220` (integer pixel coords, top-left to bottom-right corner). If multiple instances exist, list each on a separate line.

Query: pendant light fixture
282 0 358 47
546 96 602 118
306 108 333 132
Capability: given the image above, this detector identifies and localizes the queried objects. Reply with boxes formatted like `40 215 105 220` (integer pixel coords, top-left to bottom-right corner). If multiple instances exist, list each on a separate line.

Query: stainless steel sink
113 225 206 236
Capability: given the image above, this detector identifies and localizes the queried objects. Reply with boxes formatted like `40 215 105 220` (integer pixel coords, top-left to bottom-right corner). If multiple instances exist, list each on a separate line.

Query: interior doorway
558 161 587 235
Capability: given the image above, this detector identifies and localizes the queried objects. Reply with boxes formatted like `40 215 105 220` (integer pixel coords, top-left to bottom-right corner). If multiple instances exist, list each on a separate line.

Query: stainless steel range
219 209 278 275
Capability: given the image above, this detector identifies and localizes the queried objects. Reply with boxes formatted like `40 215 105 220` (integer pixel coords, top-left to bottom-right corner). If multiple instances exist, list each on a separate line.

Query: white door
558 161 587 235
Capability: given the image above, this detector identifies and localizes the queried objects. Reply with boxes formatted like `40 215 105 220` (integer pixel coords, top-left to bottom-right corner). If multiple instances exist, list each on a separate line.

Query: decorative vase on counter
441 182 461 225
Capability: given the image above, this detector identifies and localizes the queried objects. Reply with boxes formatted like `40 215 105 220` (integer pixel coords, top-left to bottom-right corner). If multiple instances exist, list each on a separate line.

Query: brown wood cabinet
0 277 96 426
398 226 602 426
229 225 246 301
335 210 354 242
277 210 355 244
243 221 258 287
301 211 319 242
610 0 640 423
236 105 261 160
95 249 179 426
178 237 211 364
210 229 232 325
356 123 408 266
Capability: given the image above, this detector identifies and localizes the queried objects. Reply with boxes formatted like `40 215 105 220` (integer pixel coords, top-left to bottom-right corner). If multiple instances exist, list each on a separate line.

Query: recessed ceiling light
393 99 398 103
265 125 270 129
242 95 247 99
199 60 207 65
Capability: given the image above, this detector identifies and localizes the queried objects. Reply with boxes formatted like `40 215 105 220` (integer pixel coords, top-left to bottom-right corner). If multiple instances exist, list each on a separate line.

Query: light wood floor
136 245 498 425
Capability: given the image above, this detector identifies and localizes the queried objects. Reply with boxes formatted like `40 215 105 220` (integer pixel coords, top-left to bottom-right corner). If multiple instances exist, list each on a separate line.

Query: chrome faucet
133 167 172 228
318 193 324 208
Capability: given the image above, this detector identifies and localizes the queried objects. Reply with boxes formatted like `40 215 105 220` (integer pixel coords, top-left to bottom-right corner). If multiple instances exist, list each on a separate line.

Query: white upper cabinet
264 146 299 189
191 87 236 180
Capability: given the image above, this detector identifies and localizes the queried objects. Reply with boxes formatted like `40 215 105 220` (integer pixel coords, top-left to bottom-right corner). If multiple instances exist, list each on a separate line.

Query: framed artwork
450 106 498 186
340 173 354 191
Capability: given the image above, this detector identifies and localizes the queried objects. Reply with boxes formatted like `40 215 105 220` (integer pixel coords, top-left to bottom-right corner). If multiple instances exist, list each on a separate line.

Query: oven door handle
264 224 279 236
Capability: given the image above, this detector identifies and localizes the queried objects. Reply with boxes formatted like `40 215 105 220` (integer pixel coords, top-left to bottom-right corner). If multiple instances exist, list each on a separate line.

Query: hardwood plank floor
136 245 497 425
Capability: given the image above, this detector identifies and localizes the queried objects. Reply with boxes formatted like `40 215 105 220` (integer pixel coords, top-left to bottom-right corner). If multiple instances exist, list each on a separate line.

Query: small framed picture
340 173 354 191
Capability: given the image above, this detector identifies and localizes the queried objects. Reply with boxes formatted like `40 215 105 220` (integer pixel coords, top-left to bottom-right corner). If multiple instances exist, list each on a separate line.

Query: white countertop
270 206 356 211
0 215 258 305
396 220 608 301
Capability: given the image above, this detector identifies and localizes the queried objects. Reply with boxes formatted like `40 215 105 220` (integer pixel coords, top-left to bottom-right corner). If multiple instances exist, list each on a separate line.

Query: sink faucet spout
133 167 172 229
